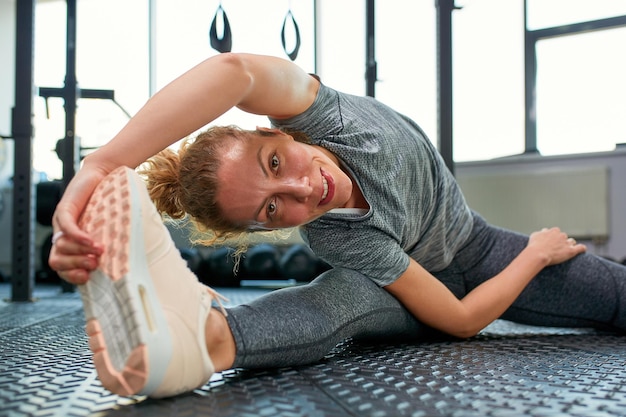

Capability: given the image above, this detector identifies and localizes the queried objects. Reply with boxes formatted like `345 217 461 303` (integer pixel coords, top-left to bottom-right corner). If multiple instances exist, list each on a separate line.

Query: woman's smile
319 168 334 206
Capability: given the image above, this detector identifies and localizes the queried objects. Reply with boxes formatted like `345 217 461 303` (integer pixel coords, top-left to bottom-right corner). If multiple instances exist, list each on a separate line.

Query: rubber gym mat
1 283 625 417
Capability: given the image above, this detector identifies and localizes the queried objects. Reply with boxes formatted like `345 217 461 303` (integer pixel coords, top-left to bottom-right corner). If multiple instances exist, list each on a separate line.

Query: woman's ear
256 126 293 140
256 126 277 134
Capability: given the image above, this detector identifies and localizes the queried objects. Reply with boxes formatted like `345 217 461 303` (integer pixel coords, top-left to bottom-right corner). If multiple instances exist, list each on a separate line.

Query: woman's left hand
527 227 587 266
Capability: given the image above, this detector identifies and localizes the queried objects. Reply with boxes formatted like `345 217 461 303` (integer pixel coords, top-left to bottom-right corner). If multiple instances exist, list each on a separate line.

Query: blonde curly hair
139 125 309 246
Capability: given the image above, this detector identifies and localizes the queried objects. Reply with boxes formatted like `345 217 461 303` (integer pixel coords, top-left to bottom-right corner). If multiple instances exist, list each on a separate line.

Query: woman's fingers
46 165 113 284
50 233 102 257
529 227 587 266
48 233 101 285
50 255 96 285
52 209 94 248
49 250 98 272
58 268 91 286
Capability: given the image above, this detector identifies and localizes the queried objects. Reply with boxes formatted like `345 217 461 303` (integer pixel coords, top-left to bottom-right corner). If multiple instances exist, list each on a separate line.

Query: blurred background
1 0 625 292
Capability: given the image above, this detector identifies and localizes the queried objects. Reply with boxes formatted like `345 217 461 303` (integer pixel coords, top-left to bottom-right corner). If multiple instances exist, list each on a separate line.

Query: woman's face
216 130 354 230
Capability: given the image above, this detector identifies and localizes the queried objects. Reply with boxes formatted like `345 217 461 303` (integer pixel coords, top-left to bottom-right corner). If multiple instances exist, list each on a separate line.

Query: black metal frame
11 0 36 302
435 0 459 175
11 0 117 300
365 0 458 174
365 0 376 98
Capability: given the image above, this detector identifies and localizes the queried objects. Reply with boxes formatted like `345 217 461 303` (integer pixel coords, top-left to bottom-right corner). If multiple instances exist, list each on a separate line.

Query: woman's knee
309 268 425 336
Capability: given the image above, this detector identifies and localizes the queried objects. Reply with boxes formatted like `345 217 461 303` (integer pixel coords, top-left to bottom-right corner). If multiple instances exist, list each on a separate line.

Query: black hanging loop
209 4 232 53
281 9 301 61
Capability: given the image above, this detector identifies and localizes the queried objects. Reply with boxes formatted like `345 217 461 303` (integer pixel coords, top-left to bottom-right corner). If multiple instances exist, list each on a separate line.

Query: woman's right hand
47 164 110 285
526 227 587 266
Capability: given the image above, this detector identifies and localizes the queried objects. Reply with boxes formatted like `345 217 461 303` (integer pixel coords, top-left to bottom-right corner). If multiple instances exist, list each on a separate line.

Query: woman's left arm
384 227 587 338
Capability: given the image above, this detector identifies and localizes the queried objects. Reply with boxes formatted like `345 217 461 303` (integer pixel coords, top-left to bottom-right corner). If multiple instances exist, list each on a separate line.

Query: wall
456 147 626 261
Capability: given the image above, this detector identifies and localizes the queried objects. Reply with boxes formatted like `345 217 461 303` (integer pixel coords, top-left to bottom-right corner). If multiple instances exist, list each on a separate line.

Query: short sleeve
302 223 411 287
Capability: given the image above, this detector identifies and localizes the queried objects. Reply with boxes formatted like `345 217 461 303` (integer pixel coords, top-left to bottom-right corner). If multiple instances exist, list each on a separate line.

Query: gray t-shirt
270 83 473 287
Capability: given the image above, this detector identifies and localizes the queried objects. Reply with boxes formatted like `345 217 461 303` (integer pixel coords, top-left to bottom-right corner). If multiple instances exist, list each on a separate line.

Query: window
30 0 626 175
535 27 626 155
33 0 316 179
154 0 315 130
34 0 149 179
527 0 626 30
452 0 525 161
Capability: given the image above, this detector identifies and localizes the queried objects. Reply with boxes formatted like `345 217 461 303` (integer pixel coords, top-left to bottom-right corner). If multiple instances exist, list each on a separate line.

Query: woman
49 53 625 399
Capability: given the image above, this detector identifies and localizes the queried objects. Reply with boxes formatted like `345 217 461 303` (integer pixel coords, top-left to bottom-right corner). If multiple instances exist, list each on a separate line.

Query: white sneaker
78 166 226 398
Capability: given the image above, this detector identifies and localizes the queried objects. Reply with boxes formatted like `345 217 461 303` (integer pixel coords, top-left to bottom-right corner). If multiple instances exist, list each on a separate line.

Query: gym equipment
281 8 301 61
243 243 281 279
11 0 36 301
205 246 240 287
36 180 63 226
209 3 232 53
279 243 317 281
190 243 330 287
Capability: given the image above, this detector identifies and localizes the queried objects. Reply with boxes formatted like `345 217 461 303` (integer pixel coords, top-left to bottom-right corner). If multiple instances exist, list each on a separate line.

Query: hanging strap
281 9 301 61
209 4 232 53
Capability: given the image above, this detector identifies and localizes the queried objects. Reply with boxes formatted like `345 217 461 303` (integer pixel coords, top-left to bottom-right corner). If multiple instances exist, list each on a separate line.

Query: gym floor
1 283 626 417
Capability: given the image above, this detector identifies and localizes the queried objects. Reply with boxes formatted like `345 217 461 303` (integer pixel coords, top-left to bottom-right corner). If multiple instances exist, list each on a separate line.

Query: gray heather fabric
227 212 626 369
270 84 473 286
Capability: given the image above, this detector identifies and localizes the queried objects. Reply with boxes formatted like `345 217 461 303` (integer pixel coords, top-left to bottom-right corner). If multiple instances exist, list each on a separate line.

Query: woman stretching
48 53 626 398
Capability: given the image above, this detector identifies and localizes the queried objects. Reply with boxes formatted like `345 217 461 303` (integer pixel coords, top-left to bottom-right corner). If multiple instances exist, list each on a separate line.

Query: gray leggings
226 213 626 369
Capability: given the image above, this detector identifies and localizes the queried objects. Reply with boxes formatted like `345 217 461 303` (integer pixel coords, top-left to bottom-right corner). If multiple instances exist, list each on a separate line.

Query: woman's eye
271 155 279 171
268 200 277 216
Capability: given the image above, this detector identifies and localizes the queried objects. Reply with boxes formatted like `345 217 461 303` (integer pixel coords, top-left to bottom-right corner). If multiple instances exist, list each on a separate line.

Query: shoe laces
206 287 229 317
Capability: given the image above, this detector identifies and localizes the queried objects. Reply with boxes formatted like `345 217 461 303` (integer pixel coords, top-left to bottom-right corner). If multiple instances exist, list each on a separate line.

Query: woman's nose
280 176 312 201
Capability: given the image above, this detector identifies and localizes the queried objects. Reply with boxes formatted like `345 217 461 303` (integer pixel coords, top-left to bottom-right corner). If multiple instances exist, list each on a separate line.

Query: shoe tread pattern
78 167 149 396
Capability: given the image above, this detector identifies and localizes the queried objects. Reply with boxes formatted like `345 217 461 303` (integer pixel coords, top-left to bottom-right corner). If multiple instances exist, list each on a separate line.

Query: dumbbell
279 244 318 282
197 246 240 287
243 243 281 279
36 180 63 226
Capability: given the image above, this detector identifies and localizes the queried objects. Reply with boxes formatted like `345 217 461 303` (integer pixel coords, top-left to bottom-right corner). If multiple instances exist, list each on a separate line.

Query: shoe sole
78 167 172 396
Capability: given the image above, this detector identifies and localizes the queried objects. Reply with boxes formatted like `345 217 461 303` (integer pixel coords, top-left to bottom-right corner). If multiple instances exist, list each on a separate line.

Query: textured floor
1 283 626 417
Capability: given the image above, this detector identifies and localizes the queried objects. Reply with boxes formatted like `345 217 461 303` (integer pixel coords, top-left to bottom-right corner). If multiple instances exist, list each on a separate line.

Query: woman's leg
436 212 626 331
504 252 626 330
225 268 429 369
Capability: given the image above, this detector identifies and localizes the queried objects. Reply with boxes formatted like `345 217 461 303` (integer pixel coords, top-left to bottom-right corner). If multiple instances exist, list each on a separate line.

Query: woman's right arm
87 53 319 172
49 53 320 283
385 227 587 338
